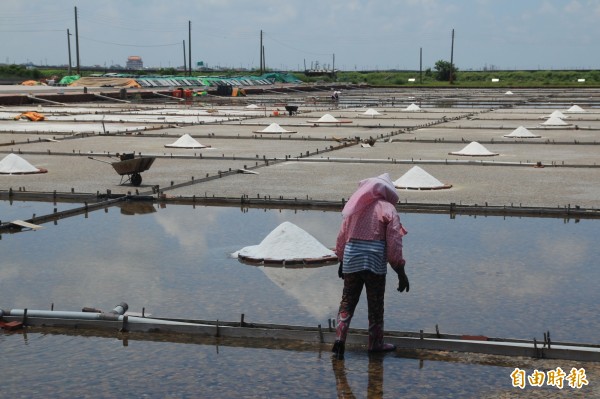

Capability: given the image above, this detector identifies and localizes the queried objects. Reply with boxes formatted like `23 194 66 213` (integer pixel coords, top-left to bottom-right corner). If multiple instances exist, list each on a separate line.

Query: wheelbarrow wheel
131 173 142 186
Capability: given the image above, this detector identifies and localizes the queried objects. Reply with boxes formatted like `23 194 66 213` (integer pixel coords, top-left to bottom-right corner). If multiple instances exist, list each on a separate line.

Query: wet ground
1 85 599 397
1 86 599 208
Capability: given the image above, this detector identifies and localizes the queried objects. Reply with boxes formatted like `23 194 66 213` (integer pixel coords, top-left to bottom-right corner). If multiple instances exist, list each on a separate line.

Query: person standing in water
332 173 409 359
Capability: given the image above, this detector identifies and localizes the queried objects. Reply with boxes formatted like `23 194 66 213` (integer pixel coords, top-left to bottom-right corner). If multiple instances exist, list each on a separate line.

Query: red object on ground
0 320 24 331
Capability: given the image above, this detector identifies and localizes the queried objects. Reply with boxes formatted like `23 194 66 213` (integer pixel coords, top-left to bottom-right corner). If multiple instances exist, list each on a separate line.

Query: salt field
2 85 600 397
1 203 599 397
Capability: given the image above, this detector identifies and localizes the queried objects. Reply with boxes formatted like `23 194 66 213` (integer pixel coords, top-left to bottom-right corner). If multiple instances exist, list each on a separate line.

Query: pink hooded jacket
335 173 407 271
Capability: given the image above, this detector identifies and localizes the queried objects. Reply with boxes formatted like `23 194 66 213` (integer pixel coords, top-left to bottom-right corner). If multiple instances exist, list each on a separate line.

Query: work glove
397 266 409 293
338 261 344 279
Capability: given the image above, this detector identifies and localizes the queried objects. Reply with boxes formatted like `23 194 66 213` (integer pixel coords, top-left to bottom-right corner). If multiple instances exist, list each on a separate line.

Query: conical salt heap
403 103 422 111
504 126 541 138
253 122 296 134
0 153 46 174
548 110 568 119
165 133 207 148
566 104 586 113
236 221 337 265
450 141 498 156
308 113 351 124
361 108 382 117
316 114 340 123
541 116 569 126
394 166 451 190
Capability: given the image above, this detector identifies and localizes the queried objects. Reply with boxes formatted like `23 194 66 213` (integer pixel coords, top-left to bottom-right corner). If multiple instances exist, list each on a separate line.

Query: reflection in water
117 201 157 215
261 266 341 321
1 201 599 343
332 356 384 399
1 200 600 397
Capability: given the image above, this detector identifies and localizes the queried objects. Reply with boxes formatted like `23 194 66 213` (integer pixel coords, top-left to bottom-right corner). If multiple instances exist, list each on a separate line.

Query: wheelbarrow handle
87 156 113 165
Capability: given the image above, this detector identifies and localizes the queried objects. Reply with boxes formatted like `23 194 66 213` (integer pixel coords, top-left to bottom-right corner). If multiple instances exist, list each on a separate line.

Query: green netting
67 72 301 87
260 73 302 83
58 75 80 85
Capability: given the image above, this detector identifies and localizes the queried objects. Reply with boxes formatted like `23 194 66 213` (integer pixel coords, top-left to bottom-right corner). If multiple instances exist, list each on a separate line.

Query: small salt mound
566 104 586 113
541 116 569 126
504 126 541 138
316 114 340 123
236 221 336 262
246 104 259 109
449 141 498 156
0 153 45 174
307 113 352 124
548 110 568 119
394 166 451 190
361 108 382 116
505 91 514 95
253 122 297 134
165 133 207 148
403 103 422 111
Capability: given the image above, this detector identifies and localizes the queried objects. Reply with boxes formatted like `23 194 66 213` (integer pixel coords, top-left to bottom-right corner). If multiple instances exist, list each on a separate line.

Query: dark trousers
336 270 386 349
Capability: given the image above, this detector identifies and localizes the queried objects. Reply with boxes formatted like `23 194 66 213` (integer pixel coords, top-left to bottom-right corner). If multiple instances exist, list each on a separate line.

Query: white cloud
564 0 583 13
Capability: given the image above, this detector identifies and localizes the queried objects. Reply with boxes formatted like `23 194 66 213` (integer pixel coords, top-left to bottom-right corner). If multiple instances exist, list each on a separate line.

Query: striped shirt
343 239 387 275
335 199 406 273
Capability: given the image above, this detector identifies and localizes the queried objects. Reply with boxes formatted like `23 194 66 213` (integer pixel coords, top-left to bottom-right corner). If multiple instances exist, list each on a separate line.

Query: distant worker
332 173 409 359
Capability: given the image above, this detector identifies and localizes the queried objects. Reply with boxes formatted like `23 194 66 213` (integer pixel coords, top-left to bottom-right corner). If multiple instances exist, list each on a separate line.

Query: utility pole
332 53 336 80
67 29 72 75
419 47 423 84
262 45 266 72
449 28 455 84
74 6 80 74
182 40 187 74
188 21 192 76
260 30 263 74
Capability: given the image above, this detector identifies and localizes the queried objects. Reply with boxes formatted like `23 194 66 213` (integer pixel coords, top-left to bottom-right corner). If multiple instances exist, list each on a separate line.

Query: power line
81 16 187 33
79 35 180 48
265 34 332 57
0 29 64 33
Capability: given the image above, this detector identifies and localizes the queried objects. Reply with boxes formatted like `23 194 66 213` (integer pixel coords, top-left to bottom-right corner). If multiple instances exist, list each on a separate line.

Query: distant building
126 56 143 70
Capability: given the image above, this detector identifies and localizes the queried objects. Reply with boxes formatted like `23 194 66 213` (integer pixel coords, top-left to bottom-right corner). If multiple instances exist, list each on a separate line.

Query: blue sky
1 0 599 71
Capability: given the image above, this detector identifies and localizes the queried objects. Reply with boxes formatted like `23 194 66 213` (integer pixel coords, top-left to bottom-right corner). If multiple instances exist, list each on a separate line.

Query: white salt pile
541 116 569 126
449 141 498 156
504 126 541 138
315 114 340 123
235 221 336 261
548 110 568 119
164 133 208 148
253 122 296 134
0 153 44 174
403 103 422 111
394 166 451 190
361 108 382 117
307 114 351 124
566 104 586 113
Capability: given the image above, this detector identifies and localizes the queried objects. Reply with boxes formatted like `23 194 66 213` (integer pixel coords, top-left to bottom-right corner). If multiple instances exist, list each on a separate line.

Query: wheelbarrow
88 153 156 186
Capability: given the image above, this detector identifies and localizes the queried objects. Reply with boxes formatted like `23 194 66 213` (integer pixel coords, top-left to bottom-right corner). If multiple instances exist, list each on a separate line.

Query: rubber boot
332 311 351 359
368 322 396 353
331 340 345 360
